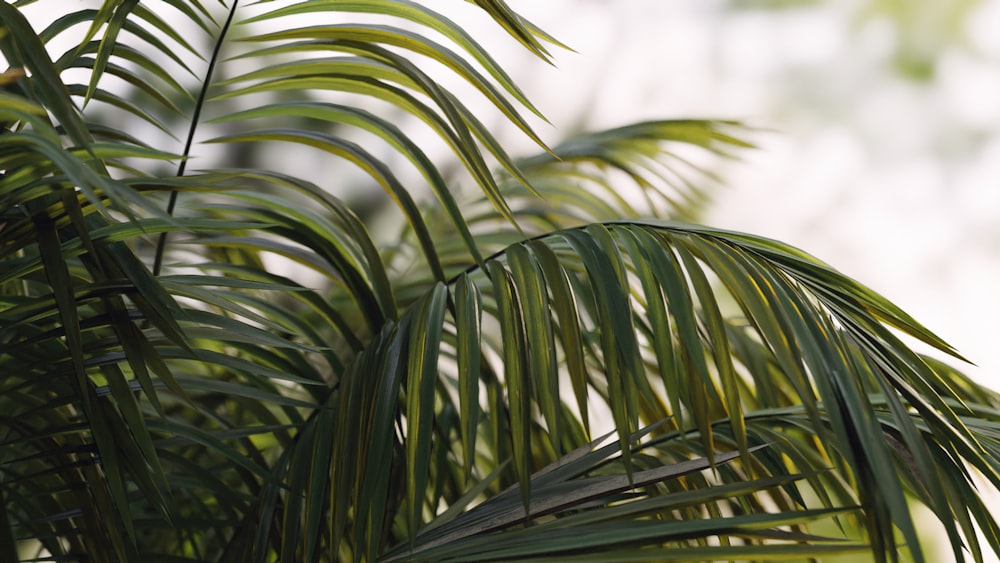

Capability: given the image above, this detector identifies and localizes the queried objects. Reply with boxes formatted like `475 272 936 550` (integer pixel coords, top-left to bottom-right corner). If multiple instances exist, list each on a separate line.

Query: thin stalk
152 0 240 276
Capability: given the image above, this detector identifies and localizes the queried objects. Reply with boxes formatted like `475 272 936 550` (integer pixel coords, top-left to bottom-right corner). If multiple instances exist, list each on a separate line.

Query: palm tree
2 1 999 561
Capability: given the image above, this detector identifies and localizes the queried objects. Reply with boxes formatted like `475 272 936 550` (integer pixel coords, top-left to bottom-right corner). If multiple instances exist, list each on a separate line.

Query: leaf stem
152 0 240 276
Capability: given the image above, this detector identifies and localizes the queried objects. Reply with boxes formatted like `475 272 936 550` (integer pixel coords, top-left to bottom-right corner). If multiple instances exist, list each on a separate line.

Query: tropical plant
2 1 999 562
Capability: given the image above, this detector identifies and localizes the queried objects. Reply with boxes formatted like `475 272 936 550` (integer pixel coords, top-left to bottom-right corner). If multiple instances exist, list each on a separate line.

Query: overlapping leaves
3 1 1000 562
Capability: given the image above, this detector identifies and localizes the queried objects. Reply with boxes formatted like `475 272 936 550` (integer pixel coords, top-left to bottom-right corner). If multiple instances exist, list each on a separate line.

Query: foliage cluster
2 1 1000 561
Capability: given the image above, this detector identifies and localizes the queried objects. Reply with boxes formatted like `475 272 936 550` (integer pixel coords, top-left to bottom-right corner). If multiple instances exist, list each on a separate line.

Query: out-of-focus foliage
729 0 989 79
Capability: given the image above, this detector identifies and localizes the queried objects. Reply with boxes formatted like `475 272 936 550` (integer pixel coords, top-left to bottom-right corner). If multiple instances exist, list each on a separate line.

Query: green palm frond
348 221 999 562
515 119 754 223
2 1 999 563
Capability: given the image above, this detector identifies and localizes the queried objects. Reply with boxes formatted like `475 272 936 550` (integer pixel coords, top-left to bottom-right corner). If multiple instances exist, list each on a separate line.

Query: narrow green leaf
528 241 590 435
506 542 873 562
131 3 205 66
146 419 272 482
659 221 963 360
406 283 450 537
486 259 532 514
447 508 853 561
239 0 546 119
403 447 768 561
618 227 681 431
454 273 483 481
562 228 639 473
84 0 139 104
471 0 555 60
0 3 95 151
206 129 446 286
304 405 337 563
674 236 747 460
209 104 485 267
635 227 719 453
508 244 560 453
232 25 547 147
280 416 316 563
209 70 523 230
361 320 409 557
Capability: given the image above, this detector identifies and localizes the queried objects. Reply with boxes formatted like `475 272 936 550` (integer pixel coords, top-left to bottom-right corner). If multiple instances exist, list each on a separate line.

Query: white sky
504 0 1000 395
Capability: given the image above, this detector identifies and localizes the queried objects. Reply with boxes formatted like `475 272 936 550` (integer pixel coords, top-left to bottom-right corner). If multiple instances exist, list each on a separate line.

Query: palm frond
433 222 1000 562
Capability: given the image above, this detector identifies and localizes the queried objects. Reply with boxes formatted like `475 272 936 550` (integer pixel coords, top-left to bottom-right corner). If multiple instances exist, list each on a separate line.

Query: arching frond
177 215 996 561
318 221 999 563
515 119 755 223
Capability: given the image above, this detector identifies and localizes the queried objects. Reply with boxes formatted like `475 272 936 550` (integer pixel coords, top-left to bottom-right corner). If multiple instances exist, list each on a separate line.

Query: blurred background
500 0 1000 394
